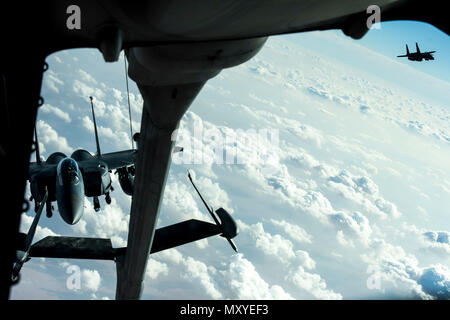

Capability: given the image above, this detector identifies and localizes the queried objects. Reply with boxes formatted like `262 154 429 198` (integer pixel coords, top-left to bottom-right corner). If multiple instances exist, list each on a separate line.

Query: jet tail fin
416 42 420 54
89 96 102 157
406 44 410 55
34 126 41 164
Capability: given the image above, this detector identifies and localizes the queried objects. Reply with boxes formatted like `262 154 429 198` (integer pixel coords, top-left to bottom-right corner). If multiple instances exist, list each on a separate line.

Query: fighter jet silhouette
397 42 436 61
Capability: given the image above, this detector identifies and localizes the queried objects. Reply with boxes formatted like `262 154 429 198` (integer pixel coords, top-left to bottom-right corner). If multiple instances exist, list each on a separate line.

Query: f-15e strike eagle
397 42 436 61
14 94 220 283
28 96 136 225
2 0 448 300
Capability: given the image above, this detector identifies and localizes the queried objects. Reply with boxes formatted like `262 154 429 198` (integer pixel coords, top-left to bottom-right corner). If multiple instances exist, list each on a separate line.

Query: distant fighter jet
28 96 136 225
397 42 436 61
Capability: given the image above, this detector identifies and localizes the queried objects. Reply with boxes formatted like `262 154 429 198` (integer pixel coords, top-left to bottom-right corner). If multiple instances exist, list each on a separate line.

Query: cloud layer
13 30 450 300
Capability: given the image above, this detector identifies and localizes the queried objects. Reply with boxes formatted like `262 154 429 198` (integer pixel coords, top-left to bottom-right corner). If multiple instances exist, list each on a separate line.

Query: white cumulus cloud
82 269 101 292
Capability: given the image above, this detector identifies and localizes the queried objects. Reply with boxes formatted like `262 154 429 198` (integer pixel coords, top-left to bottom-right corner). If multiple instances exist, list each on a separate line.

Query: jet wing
28 162 40 178
97 149 136 170
28 162 57 180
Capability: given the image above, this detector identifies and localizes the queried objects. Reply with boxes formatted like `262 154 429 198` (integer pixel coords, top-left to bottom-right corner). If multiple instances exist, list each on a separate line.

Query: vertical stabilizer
124 52 134 150
89 96 102 157
34 126 41 164
415 42 420 54
406 44 410 55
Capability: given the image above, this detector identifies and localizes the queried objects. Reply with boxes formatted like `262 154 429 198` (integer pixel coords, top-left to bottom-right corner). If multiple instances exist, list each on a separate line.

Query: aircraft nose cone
58 195 84 225
63 200 84 225
56 184 85 225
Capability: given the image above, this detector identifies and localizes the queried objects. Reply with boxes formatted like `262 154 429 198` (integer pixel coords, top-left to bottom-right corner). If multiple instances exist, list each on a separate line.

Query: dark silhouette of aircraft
2 0 449 300
397 43 436 61
28 96 136 224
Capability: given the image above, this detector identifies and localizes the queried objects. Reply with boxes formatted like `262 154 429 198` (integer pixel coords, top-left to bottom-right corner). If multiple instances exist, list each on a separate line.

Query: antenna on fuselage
89 96 102 157
187 171 238 252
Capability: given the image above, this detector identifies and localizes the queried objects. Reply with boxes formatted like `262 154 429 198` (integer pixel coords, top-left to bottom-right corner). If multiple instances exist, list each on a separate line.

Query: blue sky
355 20 450 83
282 20 449 108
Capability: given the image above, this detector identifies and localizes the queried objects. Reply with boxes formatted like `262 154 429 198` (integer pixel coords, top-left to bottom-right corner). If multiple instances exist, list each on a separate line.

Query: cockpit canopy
57 158 80 185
